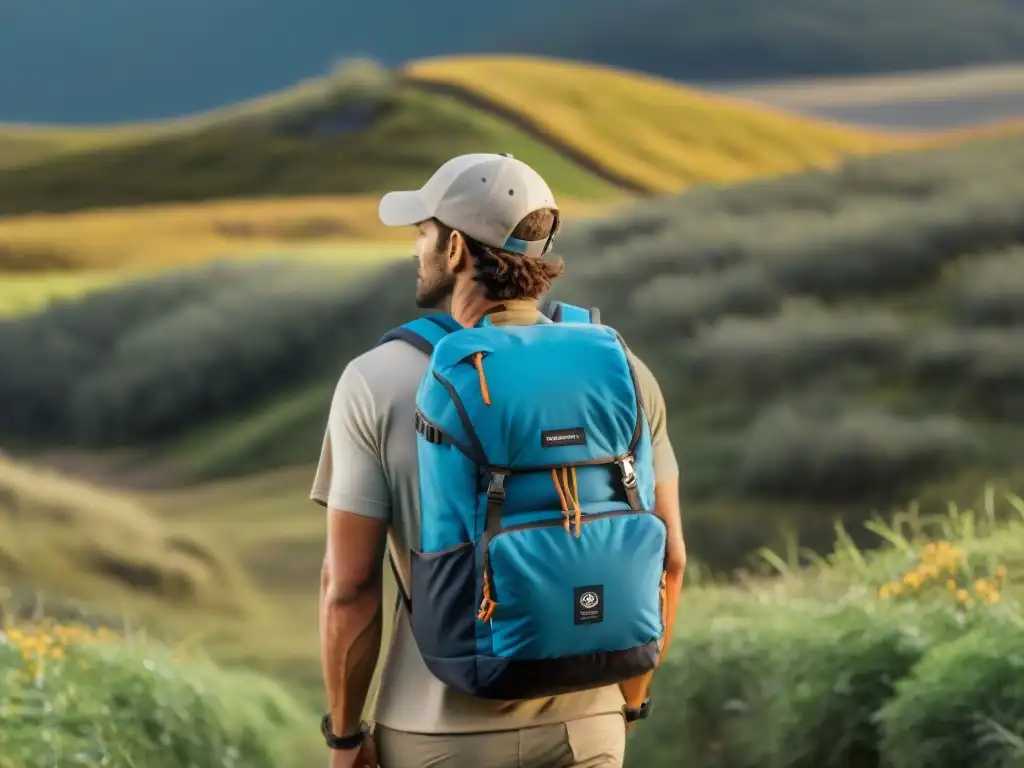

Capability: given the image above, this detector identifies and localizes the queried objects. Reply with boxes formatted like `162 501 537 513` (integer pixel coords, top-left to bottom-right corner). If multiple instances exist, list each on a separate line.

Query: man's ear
447 230 469 272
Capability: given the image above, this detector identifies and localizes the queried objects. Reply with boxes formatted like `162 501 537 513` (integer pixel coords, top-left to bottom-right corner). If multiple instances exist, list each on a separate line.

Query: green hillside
6 130 1024 571
0 62 618 216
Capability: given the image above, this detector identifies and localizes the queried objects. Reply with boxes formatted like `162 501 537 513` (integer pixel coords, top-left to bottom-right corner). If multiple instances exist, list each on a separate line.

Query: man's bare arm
619 475 686 709
320 508 388 736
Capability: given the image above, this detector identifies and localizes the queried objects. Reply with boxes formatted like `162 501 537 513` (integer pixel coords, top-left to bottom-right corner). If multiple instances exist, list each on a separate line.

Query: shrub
624 599 792 768
907 329 1024 418
762 603 932 768
627 264 781 335
681 302 905 395
879 619 1024 768
735 406 978 502
950 248 1024 328
0 258 415 444
555 133 1024 316
761 190 1024 300
0 621 306 768
627 494 1024 768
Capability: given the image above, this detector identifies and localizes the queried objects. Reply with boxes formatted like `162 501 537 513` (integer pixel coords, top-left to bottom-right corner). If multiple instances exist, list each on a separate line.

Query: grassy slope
404 55 920 193
0 455 256 634
27 128 1020 570
625 488 1024 768
722 63 1024 131
0 621 312 768
10 452 1024 766
0 453 394 720
725 64 1024 110
0 241 410 318
0 83 620 217
0 56 929 218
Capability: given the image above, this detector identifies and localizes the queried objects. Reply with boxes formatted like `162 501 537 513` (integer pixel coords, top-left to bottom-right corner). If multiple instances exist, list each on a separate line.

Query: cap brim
378 190 432 227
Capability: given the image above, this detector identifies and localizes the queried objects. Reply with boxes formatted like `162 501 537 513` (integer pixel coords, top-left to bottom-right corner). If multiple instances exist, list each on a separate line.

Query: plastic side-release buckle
617 455 637 488
486 471 507 501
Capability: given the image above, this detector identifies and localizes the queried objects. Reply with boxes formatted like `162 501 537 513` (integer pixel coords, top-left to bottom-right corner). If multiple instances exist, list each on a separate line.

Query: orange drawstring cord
478 572 496 622
473 353 491 406
552 469 571 532
569 467 582 537
552 468 583 537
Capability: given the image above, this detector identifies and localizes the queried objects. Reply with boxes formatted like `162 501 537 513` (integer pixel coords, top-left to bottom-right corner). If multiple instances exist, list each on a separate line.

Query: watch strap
321 714 368 750
623 696 652 723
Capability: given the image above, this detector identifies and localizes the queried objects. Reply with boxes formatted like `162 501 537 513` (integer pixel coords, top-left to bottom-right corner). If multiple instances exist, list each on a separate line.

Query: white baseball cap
378 153 559 258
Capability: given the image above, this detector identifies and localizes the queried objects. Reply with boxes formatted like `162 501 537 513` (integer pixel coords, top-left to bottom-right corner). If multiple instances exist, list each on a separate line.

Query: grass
725 63 1024 131
0 455 255 621
0 54 975 217
0 618 311 768
0 452 396 723
0 194 613 274
5 464 1024 767
0 61 624 216
404 55 923 194
9 130 1024 571
623 486 1024 768
0 243 408 318
727 63 1024 111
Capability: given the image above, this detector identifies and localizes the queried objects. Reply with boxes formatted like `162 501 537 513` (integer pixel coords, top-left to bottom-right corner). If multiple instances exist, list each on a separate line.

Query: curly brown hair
435 209 565 301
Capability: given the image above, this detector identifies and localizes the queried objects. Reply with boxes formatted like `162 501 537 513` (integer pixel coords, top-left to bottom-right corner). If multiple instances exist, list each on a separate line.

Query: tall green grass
0 620 308 768
625 487 1024 768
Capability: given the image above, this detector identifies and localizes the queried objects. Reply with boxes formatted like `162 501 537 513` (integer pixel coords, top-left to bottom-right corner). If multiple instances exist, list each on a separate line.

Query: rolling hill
7 126 1024 763
5 0 1024 123
724 64 1024 130
6 129 1024 575
0 57 921 217
0 453 393 717
404 56 912 194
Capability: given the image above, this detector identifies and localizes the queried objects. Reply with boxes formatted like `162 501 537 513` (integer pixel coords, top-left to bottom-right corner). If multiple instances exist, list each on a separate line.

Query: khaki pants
374 712 625 768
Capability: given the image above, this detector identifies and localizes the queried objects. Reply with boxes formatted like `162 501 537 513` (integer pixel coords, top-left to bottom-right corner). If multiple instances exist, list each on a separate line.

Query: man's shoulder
337 339 429 400
622 346 658 383
621 345 667 406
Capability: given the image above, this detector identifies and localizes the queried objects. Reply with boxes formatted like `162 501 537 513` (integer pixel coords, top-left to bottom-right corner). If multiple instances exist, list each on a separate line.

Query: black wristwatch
623 696 652 724
321 714 369 751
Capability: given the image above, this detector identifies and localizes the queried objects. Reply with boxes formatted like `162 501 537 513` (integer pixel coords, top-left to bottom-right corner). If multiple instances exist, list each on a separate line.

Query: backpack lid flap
422 323 643 469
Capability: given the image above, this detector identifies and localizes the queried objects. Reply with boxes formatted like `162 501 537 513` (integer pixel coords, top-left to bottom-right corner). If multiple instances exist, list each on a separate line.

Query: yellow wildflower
904 571 923 589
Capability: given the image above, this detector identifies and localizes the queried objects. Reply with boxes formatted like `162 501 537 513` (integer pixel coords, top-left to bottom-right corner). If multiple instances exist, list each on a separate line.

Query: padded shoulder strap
544 301 601 325
377 312 462 616
377 313 462 355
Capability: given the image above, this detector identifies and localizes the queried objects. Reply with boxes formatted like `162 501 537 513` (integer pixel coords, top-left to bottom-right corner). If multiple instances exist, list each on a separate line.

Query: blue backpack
377 301 667 700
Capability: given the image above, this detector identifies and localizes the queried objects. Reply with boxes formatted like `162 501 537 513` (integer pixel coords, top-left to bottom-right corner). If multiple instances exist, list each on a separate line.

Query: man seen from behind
312 153 686 768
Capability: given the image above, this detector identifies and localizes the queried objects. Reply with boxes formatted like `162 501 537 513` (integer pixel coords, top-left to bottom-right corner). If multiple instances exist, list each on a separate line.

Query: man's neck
446 283 505 328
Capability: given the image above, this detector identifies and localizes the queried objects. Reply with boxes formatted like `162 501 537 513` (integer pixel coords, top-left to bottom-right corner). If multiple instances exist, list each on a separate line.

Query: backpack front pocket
483 510 666 660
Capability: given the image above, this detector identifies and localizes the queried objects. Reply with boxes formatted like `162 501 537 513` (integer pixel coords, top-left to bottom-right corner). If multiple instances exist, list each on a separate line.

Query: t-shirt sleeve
309 361 391 522
628 351 679 483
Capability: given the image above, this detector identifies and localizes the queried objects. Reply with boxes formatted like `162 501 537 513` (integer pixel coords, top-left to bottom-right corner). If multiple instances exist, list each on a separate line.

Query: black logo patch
574 585 604 625
541 427 587 448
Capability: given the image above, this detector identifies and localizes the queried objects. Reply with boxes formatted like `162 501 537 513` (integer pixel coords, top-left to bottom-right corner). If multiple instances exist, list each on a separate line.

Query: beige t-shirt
311 301 679 734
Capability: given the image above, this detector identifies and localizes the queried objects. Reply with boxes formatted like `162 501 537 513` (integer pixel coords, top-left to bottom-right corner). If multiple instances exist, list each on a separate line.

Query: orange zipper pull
472 352 492 406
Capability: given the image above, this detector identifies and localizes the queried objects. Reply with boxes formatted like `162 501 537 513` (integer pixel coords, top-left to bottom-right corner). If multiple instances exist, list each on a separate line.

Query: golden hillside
404 55 919 194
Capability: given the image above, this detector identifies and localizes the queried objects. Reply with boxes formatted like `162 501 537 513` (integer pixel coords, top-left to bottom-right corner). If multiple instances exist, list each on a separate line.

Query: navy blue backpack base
378 302 667 701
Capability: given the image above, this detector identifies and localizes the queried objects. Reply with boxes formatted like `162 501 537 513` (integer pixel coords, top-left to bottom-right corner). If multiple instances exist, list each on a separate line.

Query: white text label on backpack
541 427 587 448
